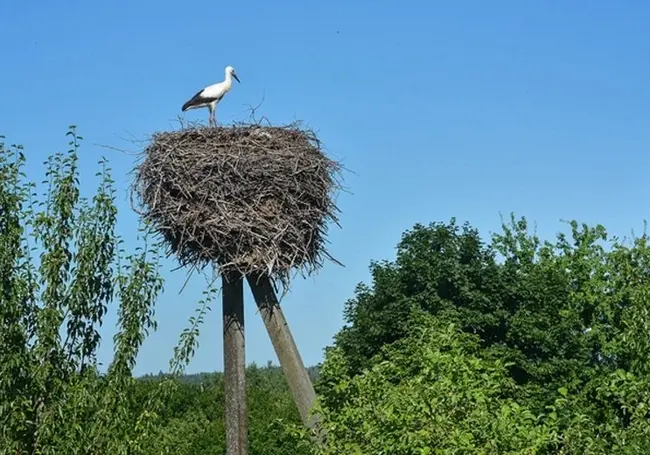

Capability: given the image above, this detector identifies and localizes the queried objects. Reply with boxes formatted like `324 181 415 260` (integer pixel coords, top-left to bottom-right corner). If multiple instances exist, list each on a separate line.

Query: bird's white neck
223 71 233 87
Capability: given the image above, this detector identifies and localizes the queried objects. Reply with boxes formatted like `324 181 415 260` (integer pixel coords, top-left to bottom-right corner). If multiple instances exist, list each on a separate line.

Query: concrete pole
246 272 320 432
222 271 248 455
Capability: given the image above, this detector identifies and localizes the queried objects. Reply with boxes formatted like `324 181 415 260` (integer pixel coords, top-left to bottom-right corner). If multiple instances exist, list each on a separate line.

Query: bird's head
226 65 241 83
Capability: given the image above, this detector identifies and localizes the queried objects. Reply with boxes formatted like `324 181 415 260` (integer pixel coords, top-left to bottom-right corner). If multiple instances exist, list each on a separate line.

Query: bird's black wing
182 89 220 111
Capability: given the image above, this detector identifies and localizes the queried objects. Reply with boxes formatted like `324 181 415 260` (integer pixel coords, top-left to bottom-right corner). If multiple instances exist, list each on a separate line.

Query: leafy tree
333 218 501 378
0 128 164 454
314 216 650 453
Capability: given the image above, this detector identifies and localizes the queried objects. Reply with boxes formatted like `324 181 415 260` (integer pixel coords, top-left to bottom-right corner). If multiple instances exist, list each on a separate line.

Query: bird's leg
208 106 215 127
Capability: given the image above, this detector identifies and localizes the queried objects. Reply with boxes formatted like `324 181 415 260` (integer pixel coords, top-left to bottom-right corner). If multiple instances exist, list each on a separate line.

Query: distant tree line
138 363 320 386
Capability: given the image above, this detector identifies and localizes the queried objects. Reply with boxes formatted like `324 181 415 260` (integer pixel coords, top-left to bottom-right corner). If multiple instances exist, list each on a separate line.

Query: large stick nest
132 122 343 285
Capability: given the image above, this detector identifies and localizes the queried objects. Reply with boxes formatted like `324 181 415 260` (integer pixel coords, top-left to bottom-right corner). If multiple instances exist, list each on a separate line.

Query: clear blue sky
1 1 649 376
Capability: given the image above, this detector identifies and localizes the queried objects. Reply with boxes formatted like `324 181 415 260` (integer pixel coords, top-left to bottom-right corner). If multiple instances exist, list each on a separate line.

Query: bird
181 65 241 127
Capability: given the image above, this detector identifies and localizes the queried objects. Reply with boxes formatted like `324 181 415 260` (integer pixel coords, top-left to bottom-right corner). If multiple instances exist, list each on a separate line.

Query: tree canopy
0 128 165 453
314 217 650 453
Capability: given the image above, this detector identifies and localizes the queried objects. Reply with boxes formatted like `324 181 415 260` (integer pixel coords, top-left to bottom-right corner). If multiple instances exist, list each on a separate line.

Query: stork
182 65 241 126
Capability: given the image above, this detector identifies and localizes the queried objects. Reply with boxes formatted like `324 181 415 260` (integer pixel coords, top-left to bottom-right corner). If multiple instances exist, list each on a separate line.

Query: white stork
182 65 241 126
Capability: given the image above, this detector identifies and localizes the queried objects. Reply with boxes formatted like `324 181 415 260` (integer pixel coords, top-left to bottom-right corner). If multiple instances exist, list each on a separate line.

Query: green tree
0 128 164 454
333 218 502 378
314 216 650 453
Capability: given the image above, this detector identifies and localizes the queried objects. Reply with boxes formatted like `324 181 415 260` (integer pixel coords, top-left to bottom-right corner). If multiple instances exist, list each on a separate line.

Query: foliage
0 127 164 454
311 315 553 454
314 216 650 453
130 365 311 455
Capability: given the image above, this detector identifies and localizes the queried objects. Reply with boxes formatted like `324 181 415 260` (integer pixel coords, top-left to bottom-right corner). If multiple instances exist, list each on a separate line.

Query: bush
314 315 553 454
